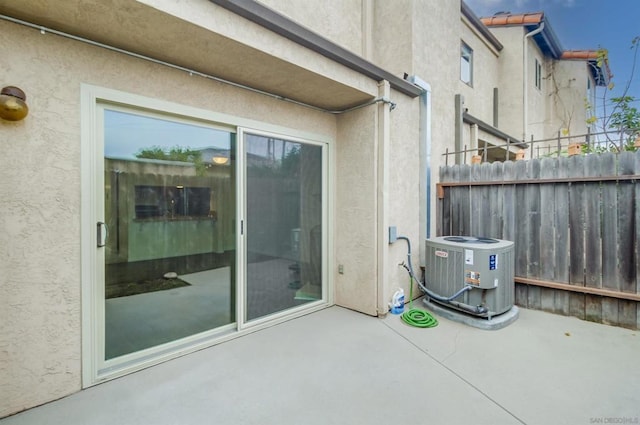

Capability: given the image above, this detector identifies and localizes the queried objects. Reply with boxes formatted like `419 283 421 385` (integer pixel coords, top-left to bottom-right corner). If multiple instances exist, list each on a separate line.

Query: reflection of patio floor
105 267 232 359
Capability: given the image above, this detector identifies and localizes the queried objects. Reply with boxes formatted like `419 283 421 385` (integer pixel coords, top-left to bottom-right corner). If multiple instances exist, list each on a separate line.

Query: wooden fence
437 151 640 329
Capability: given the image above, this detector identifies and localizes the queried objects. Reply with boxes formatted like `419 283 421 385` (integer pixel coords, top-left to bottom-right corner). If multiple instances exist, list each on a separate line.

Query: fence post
529 135 534 159
463 144 467 164
586 127 591 150
445 148 449 166
506 138 510 161
483 140 488 163
557 131 561 157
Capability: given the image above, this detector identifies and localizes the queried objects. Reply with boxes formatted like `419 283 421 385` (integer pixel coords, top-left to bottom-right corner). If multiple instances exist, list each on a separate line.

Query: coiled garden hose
401 276 438 328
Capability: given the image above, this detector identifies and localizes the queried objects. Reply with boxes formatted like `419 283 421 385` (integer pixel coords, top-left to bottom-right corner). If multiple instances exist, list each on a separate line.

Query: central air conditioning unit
424 236 515 320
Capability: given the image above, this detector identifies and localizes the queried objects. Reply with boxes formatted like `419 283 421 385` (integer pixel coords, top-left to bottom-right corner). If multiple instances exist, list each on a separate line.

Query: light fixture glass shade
0 86 29 121
212 156 229 165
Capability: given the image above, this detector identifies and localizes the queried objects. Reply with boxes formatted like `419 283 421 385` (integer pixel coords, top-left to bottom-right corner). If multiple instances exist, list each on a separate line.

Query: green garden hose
401 277 438 328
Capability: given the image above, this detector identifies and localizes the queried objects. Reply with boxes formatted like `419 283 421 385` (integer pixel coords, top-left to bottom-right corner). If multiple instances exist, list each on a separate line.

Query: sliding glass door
85 87 328 384
244 132 324 322
102 109 236 360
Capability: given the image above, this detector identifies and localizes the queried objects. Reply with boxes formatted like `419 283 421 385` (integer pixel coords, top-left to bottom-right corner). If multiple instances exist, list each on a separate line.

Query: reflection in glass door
103 109 236 360
244 133 324 321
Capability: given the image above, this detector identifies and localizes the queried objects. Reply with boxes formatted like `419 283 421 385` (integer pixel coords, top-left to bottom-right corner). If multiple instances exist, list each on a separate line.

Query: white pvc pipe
407 75 431 264
523 22 545 140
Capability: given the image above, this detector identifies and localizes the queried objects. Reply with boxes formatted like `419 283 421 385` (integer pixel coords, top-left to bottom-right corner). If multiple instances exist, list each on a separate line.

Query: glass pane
245 134 323 321
104 110 236 360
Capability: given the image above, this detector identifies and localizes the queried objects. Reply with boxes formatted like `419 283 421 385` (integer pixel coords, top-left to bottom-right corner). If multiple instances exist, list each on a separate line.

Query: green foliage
135 146 206 175
608 96 640 139
248 145 301 177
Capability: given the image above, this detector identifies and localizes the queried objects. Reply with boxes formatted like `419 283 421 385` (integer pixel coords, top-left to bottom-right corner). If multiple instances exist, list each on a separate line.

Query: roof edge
561 50 612 87
209 0 422 98
461 1 503 52
481 12 563 58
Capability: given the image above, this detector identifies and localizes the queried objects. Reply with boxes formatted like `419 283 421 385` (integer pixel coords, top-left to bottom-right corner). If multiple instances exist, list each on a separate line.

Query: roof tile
480 12 544 27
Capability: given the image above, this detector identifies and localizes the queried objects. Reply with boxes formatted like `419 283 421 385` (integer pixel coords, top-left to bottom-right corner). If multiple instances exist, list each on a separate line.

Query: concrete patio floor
2 302 639 425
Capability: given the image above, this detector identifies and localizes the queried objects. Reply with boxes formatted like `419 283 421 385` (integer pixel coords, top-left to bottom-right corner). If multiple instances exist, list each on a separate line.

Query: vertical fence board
635 151 640 330
526 159 542 309
469 164 482 236
514 160 529 306
617 152 636 293
438 166 448 236
489 161 504 238
449 165 462 235
584 154 603 323
459 165 472 236
600 153 619 325
568 155 586 319
514 160 529 275
584 154 603 288
554 156 570 314
502 161 517 242
539 157 557 312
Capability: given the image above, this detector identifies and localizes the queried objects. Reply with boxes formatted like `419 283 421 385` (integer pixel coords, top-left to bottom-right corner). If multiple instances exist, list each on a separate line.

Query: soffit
0 0 376 111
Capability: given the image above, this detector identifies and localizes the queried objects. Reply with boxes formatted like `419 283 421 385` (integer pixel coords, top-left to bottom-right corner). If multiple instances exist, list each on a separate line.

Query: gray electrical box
425 236 515 317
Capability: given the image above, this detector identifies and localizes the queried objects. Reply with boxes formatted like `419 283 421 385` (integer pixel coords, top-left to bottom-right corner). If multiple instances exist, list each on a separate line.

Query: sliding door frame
81 84 334 387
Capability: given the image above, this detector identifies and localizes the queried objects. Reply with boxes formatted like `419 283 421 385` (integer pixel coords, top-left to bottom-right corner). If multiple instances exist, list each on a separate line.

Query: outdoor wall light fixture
0 86 29 121
212 156 229 165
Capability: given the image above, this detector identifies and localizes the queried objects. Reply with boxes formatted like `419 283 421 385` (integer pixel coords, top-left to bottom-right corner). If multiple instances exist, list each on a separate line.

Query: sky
464 0 640 123
104 110 233 159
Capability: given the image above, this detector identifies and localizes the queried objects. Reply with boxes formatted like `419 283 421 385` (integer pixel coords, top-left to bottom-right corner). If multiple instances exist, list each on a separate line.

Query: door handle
97 221 108 248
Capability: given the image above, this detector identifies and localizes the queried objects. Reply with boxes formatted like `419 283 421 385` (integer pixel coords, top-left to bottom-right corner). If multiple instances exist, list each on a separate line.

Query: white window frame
535 59 542 90
81 84 333 386
461 41 473 86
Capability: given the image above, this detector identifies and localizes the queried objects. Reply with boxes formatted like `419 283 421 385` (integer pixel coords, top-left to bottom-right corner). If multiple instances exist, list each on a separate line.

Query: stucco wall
334 107 379 315
458 16 501 127
490 26 526 140
257 0 365 56
409 0 460 242
0 19 338 417
546 59 591 139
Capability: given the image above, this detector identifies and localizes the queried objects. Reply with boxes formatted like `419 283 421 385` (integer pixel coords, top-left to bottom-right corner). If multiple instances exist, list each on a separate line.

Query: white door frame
80 84 333 387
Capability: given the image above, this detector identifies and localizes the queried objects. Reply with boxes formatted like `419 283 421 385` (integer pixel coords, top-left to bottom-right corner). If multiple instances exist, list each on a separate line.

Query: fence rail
437 150 640 329
444 128 640 165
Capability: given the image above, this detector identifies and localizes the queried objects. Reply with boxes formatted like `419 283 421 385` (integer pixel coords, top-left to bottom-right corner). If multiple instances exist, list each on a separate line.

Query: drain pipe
523 22 544 140
406 75 432 265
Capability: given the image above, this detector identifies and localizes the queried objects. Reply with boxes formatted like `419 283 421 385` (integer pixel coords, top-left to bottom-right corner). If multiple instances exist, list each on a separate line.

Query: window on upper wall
461 42 473 86
535 59 542 90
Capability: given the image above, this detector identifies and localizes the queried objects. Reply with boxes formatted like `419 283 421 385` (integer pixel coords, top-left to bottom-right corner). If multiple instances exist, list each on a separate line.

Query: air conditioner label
435 250 448 258
465 270 480 286
465 249 474 265
489 254 498 270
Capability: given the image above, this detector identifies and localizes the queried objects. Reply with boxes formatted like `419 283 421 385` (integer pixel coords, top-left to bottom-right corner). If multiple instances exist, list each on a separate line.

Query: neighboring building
0 0 609 417
459 7 611 162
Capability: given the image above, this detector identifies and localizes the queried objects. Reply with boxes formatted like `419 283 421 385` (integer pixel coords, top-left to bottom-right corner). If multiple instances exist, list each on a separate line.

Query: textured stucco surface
3 0 599 418
459 16 501 128
258 0 365 56
334 108 379 315
0 18 338 417
490 26 526 140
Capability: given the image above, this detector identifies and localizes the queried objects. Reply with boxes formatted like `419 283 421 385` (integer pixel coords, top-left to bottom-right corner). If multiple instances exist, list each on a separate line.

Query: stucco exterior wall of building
490 26 526 140
257 0 365 56
409 0 460 241
0 18 340 417
334 107 379 315
526 42 547 142
545 60 591 140
458 16 501 127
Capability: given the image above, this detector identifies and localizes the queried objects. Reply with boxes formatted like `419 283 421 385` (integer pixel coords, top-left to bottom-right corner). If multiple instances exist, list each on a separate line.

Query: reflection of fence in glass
134 185 212 219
